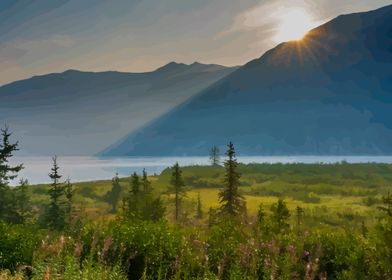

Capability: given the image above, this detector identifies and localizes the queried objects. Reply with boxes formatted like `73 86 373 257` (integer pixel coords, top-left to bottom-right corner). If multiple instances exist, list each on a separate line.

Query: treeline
0 127 249 230
1 127 392 279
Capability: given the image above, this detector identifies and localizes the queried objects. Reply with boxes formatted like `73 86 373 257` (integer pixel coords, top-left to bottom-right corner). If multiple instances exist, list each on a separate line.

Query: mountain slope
0 63 236 155
103 4 392 156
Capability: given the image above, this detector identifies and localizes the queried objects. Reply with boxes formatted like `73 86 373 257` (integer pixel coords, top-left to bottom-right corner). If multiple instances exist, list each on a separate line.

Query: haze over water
10 156 392 185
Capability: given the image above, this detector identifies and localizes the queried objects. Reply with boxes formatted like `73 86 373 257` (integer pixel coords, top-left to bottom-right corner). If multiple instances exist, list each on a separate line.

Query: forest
1 127 392 280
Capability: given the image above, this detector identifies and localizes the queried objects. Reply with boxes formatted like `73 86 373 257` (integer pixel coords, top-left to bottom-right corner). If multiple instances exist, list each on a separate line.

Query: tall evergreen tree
296 206 304 236
0 126 23 185
255 203 270 236
257 204 266 226
105 173 122 213
14 179 32 224
130 172 140 195
141 168 151 193
0 126 23 221
218 142 245 216
209 146 220 166
270 199 290 233
64 178 74 223
141 169 164 220
122 169 165 221
195 192 203 219
46 156 65 230
170 162 185 221
123 172 142 218
148 196 166 222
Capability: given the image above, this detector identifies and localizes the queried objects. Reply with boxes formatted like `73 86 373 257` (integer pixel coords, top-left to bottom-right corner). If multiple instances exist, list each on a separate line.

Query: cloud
221 0 325 36
1 0 391 85
0 43 27 63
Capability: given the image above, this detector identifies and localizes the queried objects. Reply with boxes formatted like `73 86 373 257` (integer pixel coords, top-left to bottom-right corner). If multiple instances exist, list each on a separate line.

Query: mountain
102 5 392 156
0 62 236 155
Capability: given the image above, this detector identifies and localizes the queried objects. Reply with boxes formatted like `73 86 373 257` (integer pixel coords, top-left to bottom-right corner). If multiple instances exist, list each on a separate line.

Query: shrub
0 222 40 272
363 196 381 206
302 192 321 204
107 220 184 279
207 218 248 279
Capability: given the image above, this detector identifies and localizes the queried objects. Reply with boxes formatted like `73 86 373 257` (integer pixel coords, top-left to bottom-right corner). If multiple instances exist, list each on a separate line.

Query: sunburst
274 9 317 43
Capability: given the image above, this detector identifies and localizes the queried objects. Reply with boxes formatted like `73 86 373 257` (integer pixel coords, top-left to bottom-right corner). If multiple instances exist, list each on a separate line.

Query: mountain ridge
0 62 237 155
102 4 392 156
1 61 235 89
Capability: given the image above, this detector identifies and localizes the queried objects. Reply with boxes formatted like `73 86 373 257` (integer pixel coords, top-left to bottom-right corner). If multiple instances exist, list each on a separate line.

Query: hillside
103 4 392 156
0 62 236 155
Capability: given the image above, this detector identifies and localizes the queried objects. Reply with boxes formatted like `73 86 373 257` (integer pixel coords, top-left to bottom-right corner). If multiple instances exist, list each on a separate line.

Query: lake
9 155 392 185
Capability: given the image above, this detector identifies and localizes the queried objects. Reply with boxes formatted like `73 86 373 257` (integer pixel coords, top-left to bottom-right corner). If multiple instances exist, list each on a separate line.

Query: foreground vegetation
1 128 392 279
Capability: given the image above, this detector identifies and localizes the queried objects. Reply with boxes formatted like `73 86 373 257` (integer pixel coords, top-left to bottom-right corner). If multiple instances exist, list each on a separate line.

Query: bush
0 222 40 271
363 196 381 206
302 192 321 203
207 218 248 279
306 232 370 279
107 220 184 279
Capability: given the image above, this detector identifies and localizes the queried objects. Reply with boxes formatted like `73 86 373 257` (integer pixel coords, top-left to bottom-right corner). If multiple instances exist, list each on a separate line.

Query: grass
0 271 23 280
28 162 392 230
4 162 392 279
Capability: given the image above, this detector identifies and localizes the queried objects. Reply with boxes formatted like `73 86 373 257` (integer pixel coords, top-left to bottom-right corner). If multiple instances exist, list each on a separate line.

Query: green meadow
29 162 391 229
2 160 392 279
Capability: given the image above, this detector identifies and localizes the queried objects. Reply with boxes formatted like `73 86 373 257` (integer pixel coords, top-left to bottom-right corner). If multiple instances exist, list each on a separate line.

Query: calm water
9 155 392 185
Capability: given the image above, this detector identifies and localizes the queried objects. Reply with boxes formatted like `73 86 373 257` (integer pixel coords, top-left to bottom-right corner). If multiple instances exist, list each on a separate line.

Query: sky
1 0 391 85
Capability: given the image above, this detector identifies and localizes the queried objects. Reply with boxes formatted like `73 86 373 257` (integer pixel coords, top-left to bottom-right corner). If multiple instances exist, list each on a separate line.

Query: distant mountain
0 62 236 155
102 4 392 156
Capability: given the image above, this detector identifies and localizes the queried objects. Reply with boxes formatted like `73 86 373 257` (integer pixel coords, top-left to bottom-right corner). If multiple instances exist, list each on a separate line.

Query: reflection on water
9 156 392 185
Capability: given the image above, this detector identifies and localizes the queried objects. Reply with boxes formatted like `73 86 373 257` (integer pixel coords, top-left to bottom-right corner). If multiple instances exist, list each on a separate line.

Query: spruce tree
148 197 166 222
296 206 304 236
124 172 141 218
170 162 185 221
257 204 266 226
142 168 151 193
0 126 23 185
64 178 74 223
209 146 220 166
270 199 290 233
3 183 27 224
0 126 23 221
218 142 245 216
46 156 65 230
256 203 268 232
14 179 32 224
105 173 122 213
196 192 203 219
141 169 166 221
130 172 140 195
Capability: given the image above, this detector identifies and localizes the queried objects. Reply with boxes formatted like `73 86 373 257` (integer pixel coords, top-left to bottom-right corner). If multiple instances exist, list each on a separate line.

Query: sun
274 9 316 43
